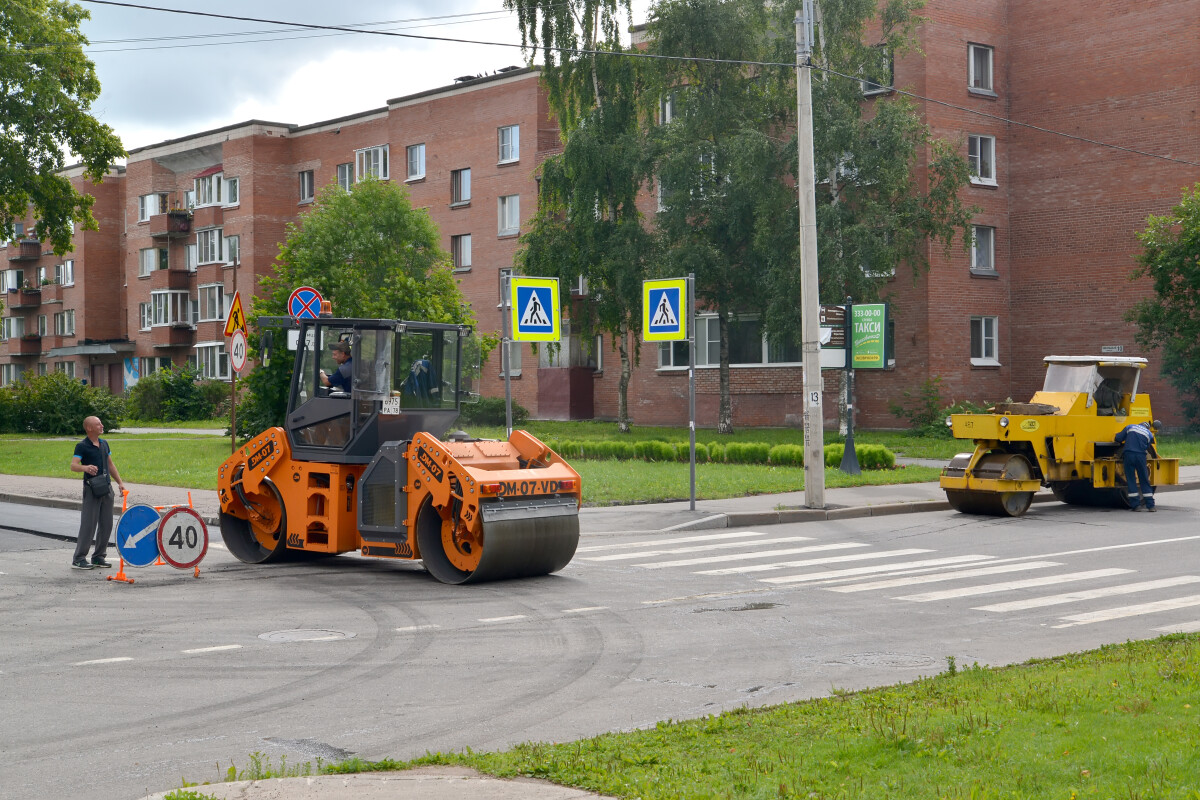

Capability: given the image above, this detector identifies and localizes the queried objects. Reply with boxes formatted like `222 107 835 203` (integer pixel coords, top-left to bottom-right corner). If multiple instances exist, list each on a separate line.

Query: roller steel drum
944 452 1036 517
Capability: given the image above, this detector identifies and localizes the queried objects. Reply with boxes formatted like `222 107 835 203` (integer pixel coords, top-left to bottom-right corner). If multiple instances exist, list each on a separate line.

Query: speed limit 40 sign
157 507 209 570
229 329 248 373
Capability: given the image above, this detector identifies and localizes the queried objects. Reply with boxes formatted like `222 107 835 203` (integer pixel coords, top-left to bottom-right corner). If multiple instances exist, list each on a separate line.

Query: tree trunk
617 321 631 434
718 310 733 434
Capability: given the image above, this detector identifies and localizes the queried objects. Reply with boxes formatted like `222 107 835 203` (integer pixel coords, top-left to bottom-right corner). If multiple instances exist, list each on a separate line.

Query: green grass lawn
178 635 1200 799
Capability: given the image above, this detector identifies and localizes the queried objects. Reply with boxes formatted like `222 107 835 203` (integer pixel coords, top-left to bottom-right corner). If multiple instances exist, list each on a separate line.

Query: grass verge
176 635 1200 799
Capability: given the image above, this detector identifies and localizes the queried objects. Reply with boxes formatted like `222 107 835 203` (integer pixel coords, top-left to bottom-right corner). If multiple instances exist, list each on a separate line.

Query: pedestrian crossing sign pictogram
643 278 688 341
510 277 560 342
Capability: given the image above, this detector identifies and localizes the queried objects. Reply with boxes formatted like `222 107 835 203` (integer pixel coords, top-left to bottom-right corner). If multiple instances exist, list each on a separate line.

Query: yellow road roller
217 316 581 583
940 356 1179 516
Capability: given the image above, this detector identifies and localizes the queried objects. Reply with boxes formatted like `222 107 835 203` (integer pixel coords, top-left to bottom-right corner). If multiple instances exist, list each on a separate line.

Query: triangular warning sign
652 291 679 327
519 289 550 327
224 290 248 337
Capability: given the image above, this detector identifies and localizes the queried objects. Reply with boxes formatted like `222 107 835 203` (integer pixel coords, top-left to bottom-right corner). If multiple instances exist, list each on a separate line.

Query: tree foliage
0 0 125 254
237 178 475 436
1126 183 1200 424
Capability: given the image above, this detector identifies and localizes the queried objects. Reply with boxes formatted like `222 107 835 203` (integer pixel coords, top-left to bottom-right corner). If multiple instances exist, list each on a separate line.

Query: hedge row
546 439 895 470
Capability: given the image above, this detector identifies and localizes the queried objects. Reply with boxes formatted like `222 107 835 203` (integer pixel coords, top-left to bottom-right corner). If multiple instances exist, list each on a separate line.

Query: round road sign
157 507 209 570
116 504 162 568
229 329 248 373
288 286 324 320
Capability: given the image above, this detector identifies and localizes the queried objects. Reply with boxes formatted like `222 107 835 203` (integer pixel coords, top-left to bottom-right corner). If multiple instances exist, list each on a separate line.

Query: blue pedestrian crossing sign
643 278 688 341
116 504 162 568
510 277 560 342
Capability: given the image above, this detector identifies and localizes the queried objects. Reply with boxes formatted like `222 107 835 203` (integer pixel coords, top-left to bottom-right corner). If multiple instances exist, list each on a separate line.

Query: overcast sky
77 1 651 153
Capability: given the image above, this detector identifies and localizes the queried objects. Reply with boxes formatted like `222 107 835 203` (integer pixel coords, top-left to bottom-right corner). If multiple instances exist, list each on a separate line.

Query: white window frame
971 225 996 273
194 342 230 380
137 193 160 222
197 284 225 322
336 163 354 191
151 290 191 327
0 363 24 386
660 93 676 124
224 234 240 266
970 315 1000 366
138 302 151 331
968 134 996 185
356 145 389 181
658 340 690 369
451 234 471 271
692 314 801 368
37 314 47 336
53 309 75 336
195 173 223 207
197 228 223 265
406 143 425 181
451 168 471 205
186 243 198 272
501 340 522 377
139 247 166 277
861 44 893 96
2 316 24 340
498 125 520 164
55 361 75 378
498 194 520 236
56 259 74 286
299 170 314 203
224 177 239 206
184 189 196 209
969 43 994 93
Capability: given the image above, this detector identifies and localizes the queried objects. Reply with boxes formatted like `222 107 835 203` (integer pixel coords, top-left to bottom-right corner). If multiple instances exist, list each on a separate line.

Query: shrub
825 442 845 467
127 364 223 421
888 376 946 430
725 441 771 464
457 396 529 427
635 440 676 462
198 379 232 418
768 444 805 467
859 443 896 470
6 372 125 435
707 442 725 463
0 387 16 433
553 440 583 459
672 441 708 462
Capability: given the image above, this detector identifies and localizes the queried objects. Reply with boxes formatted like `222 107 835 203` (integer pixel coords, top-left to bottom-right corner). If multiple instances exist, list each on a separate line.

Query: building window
139 356 173 377
138 302 151 331
299 170 314 203
498 125 519 163
501 340 522 377
37 314 47 336
198 284 225 322
2 316 24 340
406 144 425 180
224 234 240 265
658 340 690 369
356 145 389 180
184 189 196 209
690 315 800 367
968 135 996 184
970 316 999 365
54 309 75 336
195 173 223 206
186 243 197 271
498 194 520 236
971 225 995 273
194 342 230 380
451 234 471 271
969 44 994 93
451 168 471 205
0 363 24 386
139 247 168 276
56 361 75 378
659 92 676 124
861 44 893 95
137 193 161 222
56 260 74 285
225 177 239 206
2 269 23 291
151 290 190 326
36 265 46 284
197 229 223 264
337 163 353 191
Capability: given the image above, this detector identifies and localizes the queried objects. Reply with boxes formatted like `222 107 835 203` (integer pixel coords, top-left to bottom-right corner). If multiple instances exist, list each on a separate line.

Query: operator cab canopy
1040 355 1146 415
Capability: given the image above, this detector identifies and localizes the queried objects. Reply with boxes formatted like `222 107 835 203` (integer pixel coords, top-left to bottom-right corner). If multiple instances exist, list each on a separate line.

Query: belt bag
87 473 112 497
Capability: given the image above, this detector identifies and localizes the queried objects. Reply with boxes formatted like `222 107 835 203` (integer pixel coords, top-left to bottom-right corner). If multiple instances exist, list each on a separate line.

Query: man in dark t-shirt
320 339 353 392
69 416 127 570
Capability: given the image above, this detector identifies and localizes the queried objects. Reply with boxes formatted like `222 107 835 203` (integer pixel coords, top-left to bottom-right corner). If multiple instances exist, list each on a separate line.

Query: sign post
509 277 561 438
224 287 249 454
841 301 890 474
644 277 695 510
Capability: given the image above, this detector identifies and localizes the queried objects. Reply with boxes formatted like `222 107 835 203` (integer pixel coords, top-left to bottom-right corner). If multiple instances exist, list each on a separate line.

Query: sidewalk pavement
4 460 1199 800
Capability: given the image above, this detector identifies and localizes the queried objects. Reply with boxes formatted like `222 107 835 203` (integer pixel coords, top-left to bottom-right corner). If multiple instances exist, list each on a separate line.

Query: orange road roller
217 317 581 583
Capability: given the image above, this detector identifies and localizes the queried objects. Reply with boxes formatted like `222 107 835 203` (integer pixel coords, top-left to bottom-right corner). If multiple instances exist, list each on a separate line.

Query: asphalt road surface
2 493 1199 800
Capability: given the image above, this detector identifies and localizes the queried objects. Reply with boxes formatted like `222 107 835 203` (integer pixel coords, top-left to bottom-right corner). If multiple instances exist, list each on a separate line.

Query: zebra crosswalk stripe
827 561 1064 593
1053 594 1200 628
1152 619 1200 634
581 535 818 562
975 576 1200 613
750 554 992 583
631 542 867 570
575 530 768 554
897 568 1133 603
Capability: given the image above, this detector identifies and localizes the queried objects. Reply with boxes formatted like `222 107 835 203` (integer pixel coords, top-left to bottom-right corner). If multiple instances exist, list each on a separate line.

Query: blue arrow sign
116 504 161 568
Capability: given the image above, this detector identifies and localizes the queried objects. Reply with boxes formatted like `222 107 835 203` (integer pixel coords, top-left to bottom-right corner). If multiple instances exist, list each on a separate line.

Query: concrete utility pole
796 0 825 508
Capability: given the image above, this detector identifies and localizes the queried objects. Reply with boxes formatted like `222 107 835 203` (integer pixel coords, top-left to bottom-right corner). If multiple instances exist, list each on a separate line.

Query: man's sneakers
71 557 112 569
1147 506 1158 513
71 558 94 570
91 557 113 568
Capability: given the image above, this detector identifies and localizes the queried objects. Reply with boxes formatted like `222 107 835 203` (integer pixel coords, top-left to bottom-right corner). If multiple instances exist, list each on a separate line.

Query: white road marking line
562 606 608 613
479 615 527 623
976 576 1200 613
643 589 772 605
898 569 1133 603
73 657 133 666
182 645 242 654
303 635 346 642
828 561 1064 593
395 624 441 632
575 531 768 553
632 542 866 569
1153 619 1200 634
706 548 933 581
1053 595 1200 628
209 542 226 550
1020 535 1200 562
581 535 818 562
749 555 994 583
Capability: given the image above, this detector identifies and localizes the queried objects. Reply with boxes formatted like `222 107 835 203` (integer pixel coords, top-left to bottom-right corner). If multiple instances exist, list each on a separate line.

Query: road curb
0 492 221 527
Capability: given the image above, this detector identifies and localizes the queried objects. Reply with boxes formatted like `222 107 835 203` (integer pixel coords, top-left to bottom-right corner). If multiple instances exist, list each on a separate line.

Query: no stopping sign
157 507 209 570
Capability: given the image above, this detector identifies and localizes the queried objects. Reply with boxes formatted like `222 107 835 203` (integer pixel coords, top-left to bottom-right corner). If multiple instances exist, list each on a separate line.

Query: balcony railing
7 240 42 261
151 324 195 349
10 287 42 308
150 210 192 239
6 334 41 356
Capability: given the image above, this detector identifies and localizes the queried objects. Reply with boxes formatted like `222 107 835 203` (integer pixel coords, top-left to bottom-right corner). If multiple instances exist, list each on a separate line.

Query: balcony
148 267 193 291
151 324 194 349
7 240 42 261
150 210 192 239
40 282 62 304
7 334 41 356
9 287 42 309
191 205 223 229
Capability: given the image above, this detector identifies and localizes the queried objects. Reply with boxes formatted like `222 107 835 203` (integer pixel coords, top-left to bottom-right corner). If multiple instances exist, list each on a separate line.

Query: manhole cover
259 629 356 643
826 652 934 668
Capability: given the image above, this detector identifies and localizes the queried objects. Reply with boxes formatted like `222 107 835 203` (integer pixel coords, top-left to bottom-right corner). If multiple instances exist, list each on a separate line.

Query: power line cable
70 0 1200 168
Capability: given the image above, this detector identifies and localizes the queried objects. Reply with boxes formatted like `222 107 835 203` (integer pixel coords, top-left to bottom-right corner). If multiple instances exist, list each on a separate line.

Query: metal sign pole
502 273 514 439
230 257 238 454
688 272 697 512
840 296 861 474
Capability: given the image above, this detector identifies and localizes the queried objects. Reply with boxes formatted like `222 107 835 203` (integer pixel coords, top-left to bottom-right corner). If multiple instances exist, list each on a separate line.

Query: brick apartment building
2 0 1198 428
